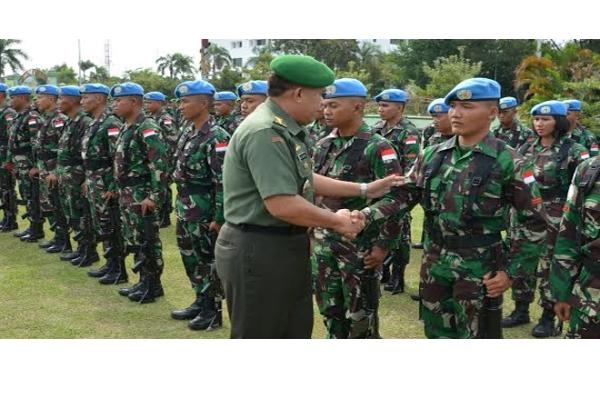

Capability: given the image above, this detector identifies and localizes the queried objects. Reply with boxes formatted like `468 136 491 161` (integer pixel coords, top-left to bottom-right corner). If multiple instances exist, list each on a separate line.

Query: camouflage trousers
566 308 600 339
118 184 164 274
175 218 222 297
57 169 85 223
39 170 67 236
0 167 17 216
312 232 380 339
388 216 411 267
84 174 110 235
15 164 33 221
419 244 506 338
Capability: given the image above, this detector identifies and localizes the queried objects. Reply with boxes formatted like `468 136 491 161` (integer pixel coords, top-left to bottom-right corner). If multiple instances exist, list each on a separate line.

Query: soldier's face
449 101 497 136
214 101 234 116
432 113 452 134
58 96 77 114
377 101 403 121
81 93 102 113
112 96 137 119
533 115 556 138
498 108 516 126
566 111 579 124
0 94 6 105
144 100 161 114
10 95 28 111
323 98 363 128
35 94 55 112
240 95 266 117
179 96 209 121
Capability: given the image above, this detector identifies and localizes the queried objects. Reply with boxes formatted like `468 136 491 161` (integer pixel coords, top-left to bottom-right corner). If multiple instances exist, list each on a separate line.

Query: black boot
22 222 44 242
98 257 128 285
502 301 531 328
381 263 390 284
171 293 205 320
188 297 222 331
71 243 99 267
118 253 144 296
38 234 58 249
410 293 421 301
531 308 561 338
0 215 17 232
87 259 112 278
412 242 424 249
128 274 164 304
46 235 68 253
384 264 405 295
14 226 31 238
61 241 81 261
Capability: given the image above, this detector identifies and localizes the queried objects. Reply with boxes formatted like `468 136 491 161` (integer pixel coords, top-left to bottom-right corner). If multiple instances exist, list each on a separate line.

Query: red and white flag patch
523 170 535 185
405 135 417 145
381 148 397 162
5 115 14 122
531 197 542 206
591 144 598 152
28 118 37 125
107 127 119 136
581 151 590 160
54 120 64 128
142 128 157 138
164 119 172 125
215 142 228 153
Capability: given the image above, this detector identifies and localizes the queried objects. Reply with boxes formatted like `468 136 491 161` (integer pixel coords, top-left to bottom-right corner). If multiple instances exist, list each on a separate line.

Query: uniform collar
438 132 501 158
265 98 303 136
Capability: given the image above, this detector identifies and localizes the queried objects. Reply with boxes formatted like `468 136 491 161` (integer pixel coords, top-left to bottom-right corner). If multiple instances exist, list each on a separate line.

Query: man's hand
28 167 39 178
367 174 404 198
81 182 87 197
554 301 571 322
483 271 512 298
101 191 118 200
46 173 58 188
140 198 156 215
332 209 365 240
209 221 221 234
364 245 389 269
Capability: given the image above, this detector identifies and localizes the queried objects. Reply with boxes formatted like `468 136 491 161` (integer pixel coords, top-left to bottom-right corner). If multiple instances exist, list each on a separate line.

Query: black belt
58 159 82 167
83 159 112 170
177 183 213 197
12 146 31 156
539 187 567 202
118 174 150 187
430 231 502 250
227 222 307 236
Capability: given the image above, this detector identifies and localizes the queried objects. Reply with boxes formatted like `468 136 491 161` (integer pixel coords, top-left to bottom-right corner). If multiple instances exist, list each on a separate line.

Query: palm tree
357 41 381 66
79 60 97 81
0 39 29 77
206 44 232 76
156 53 195 79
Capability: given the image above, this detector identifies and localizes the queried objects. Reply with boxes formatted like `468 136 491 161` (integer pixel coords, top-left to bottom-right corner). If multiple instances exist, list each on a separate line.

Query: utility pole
104 40 111 75
77 39 82 84
200 39 211 79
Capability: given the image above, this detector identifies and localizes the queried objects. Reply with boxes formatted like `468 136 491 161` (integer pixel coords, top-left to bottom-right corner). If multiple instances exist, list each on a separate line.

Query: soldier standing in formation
213 91 242 134
237 80 268 120
564 99 598 157
0 83 18 232
492 96 534 148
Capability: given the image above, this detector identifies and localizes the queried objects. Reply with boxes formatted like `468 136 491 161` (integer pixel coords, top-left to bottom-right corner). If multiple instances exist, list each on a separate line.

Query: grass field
0 206 547 339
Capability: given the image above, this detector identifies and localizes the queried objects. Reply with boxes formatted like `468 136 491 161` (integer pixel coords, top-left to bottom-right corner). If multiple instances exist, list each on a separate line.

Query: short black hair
267 74 299 97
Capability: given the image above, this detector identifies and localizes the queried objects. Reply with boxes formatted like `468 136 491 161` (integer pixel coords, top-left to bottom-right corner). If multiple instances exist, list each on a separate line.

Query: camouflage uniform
113 114 168 296
394 133 547 338
173 120 230 308
306 120 331 153
571 124 599 157
426 131 454 148
312 122 403 338
0 104 18 226
7 106 43 232
215 111 242 135
421 124 436 148
492 119 534 149
512 136 589 309
371 117 421 290
550 155 600 338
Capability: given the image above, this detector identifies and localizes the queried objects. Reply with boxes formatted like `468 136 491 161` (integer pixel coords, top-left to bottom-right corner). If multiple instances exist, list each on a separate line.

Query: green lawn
0 206 546 338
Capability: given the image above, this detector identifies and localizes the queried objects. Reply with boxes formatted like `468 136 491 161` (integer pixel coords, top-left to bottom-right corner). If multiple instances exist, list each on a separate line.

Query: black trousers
215 223 313 339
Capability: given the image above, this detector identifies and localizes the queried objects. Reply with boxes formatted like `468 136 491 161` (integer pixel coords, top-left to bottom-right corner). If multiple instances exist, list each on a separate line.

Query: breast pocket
473 171 503 216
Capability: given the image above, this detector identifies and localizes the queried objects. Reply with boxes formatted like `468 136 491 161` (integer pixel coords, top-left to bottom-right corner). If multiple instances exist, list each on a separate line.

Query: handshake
332 209 367 240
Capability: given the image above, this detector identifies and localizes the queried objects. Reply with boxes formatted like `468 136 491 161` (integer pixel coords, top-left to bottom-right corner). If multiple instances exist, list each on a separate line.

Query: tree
211 65 244 92
48 63 77 85
421 48 482 97
88 66 110 82
0 39 29 77
206 44 232 77
156 53 195 79
79 60 97 81
244 47 274 80
123 68 178 99
270 39 359 70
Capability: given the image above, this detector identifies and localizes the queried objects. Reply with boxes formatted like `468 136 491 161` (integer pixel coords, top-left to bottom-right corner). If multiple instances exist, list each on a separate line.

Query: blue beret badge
456 90 472 100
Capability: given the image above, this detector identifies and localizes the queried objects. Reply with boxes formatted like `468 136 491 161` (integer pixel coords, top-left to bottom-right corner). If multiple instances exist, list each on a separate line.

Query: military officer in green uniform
216 55 400 339
563 99 599 157
237 80 267 119
492 97 534 148
213 91 242 135
0 83 18 232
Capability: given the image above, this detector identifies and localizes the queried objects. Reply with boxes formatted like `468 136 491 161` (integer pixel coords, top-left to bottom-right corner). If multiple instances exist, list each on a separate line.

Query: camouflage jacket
571 124 599 157
7 106 43 168
426 131 455 148
173 120 230 224
81 109 122 188
306 120 331 151
371 117 420 174
149 108 178 159
396 133 547 278
550 156 600 317
216 111 243 136
113 113 168 204
35 109 67 173
313 121 403 250
56 109 92 182
492 119 534 149
421 124 436 148
0 105 17 164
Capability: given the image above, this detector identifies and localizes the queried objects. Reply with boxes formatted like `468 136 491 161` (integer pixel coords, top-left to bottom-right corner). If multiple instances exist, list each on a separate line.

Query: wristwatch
359 183 368 199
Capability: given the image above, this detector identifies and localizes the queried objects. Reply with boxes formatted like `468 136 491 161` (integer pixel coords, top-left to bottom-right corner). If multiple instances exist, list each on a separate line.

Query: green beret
270 55 334 88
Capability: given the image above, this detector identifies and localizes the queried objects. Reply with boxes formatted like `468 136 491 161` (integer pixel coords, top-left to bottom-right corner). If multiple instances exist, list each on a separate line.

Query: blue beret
8 85 32 96
214 91 238 101
374 88 409 103
444 77 501 104
174 80 216 98
323 78 367 99
427 98 450 114
0 83 8 93
144 91 166 102
530 100 568 117
111 82 144 97
237 80 268 97
563 99 582 112
499 96 518 110
36 84 60 96
59 85 81 97
80 83 110 95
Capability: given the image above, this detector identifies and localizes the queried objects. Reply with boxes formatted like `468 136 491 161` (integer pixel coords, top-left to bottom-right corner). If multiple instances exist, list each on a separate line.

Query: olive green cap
270 54 335 88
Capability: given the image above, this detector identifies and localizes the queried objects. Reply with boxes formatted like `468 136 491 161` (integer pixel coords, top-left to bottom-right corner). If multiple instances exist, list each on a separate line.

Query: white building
210 39 401 69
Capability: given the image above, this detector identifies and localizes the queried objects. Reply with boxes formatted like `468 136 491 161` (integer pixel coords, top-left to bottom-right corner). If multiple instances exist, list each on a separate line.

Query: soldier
216 55 399 338
76 83 121 269
53 86 94 262
306 99 331 152
551 155 600 338
425 98 454 147
31 85 68 249
237 80 267 119
169 80 230 330
371 88 420 294
392 78 547 338
143 91 177 228
492 96 534 148
111 82 168 303
213 91 242 134
564 99 599 157
0 83 18 232
313 79 403 338
502 101 588 337
6 86 44 241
